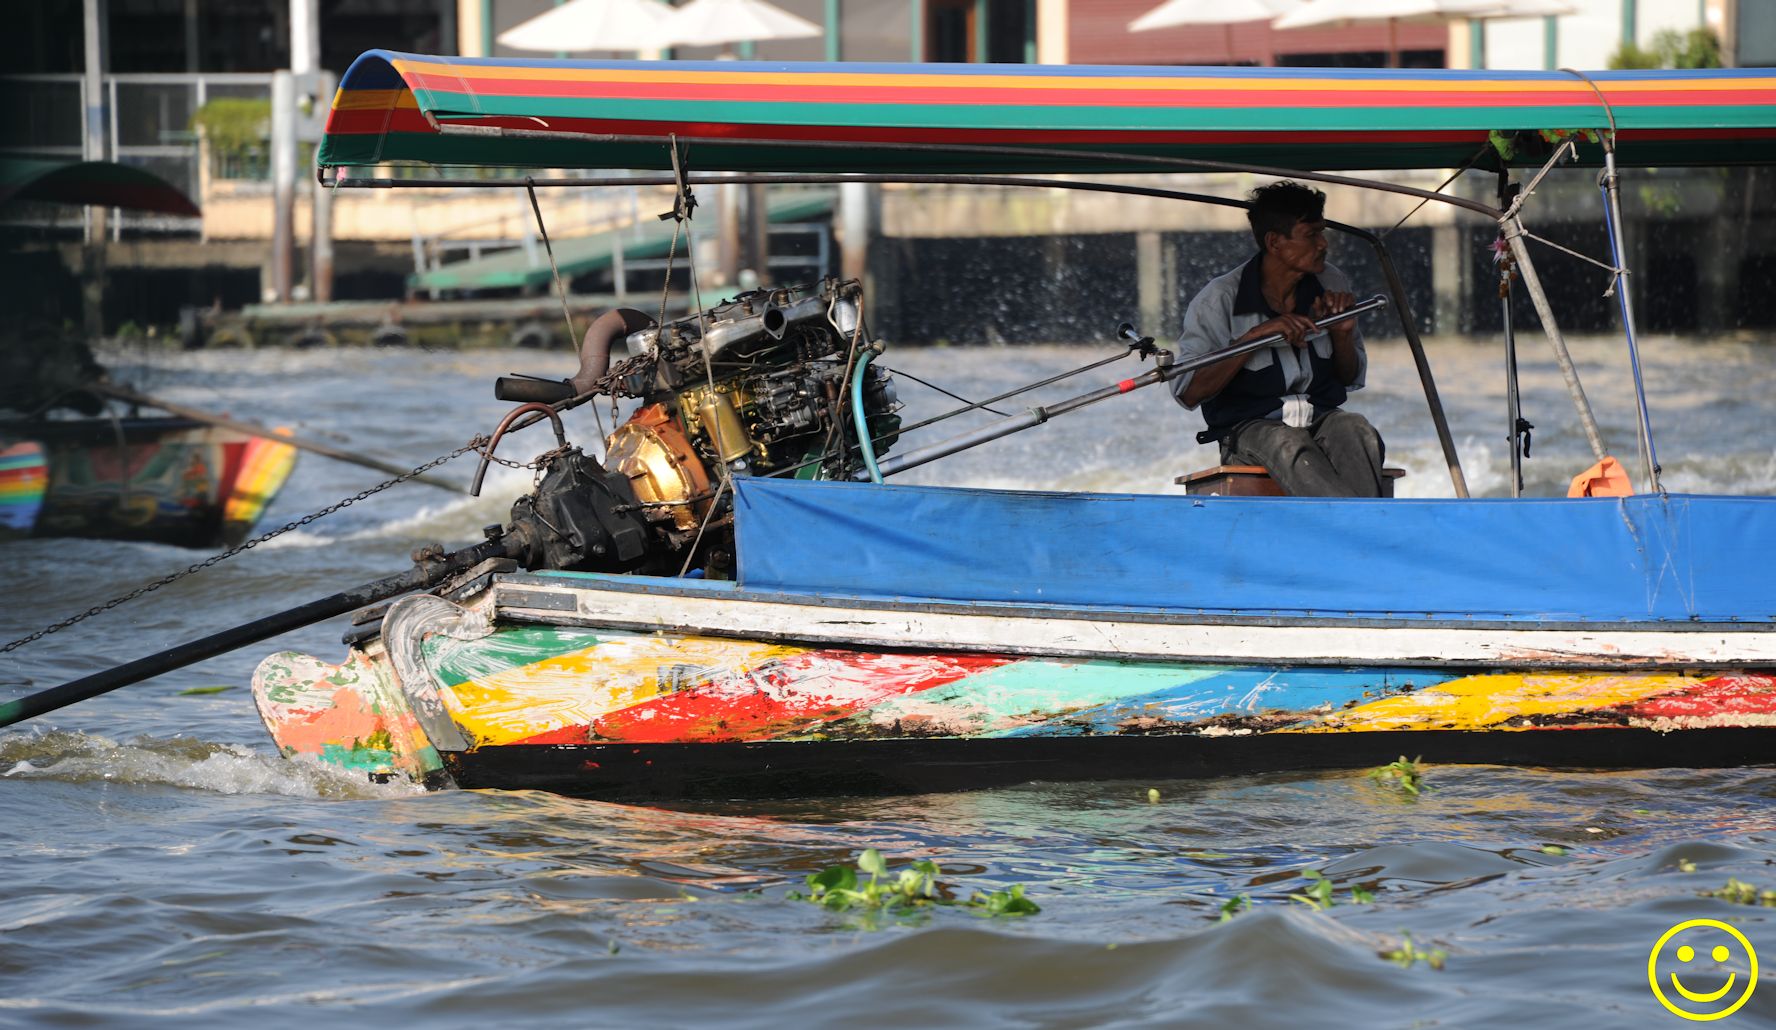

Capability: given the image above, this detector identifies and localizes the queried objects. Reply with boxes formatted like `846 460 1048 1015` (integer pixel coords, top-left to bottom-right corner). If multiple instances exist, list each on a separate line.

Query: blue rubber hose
851 349 884 484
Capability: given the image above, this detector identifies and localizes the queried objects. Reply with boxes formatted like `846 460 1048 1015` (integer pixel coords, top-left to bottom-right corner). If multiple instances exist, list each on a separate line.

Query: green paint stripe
424 625 605 688
414 90 1650 132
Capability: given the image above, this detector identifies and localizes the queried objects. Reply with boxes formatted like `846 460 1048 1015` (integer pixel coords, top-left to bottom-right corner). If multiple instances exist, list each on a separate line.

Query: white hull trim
488 579 1776 669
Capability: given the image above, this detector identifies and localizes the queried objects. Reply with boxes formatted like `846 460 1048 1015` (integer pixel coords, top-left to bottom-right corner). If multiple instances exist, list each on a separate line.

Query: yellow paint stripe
386 59 1759 96
332 88 420 111
1296 672 1699 733
443 636 805 745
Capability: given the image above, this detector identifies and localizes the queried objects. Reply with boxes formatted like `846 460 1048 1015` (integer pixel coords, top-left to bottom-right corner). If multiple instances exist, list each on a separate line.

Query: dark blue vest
1200 253 1349 442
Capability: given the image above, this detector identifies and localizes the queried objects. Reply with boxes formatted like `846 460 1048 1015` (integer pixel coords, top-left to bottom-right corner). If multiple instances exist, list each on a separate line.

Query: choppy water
4 334 1776 1027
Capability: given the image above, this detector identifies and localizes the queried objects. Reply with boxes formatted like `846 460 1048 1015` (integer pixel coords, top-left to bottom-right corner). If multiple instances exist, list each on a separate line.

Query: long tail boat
0 158 300 549
124 56 1776 795
0 421 296 548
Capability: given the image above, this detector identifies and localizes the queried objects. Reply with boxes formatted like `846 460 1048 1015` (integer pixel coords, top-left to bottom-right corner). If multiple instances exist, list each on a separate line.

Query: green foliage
1677 857 1698 873
1381 933 1447 971
787 849 1041 920
1704 878 1776 906
177 685 233 696
1609 29 1723 70
1289 868 1375 911
190 98 272 158
1370 755 1426 796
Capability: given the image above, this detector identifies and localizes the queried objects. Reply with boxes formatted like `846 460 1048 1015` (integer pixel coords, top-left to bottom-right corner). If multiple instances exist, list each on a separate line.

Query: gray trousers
1221 409 1387 497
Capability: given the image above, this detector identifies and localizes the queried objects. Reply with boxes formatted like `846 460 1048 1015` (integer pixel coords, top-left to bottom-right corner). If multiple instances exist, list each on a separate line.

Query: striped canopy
318 50 1776 174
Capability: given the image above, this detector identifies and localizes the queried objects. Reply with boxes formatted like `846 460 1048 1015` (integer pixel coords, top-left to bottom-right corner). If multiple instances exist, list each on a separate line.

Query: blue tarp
731 478 1776 623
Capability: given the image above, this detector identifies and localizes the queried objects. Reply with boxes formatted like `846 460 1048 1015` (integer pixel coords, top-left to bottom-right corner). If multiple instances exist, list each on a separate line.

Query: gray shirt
1170 258 1366 429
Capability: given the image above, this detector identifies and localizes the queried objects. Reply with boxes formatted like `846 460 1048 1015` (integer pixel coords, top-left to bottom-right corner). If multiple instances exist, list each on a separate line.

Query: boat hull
440 727 1776 800
252 572 1776 798
0 418 297 548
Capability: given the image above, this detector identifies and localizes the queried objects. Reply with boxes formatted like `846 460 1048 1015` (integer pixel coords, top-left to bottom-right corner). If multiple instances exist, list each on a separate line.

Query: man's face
1269 218 1329 275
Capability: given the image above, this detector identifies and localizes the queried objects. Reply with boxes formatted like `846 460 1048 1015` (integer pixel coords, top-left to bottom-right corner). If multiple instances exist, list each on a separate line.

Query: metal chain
0 437 489 655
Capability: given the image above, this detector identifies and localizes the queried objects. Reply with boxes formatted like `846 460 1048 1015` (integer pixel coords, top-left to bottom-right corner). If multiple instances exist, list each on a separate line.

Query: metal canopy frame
325 131 1651 501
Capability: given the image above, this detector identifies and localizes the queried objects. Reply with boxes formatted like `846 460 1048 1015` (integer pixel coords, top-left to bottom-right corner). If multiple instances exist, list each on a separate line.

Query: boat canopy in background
732 478 1776 624
0 159 200 216
317 50 1776 174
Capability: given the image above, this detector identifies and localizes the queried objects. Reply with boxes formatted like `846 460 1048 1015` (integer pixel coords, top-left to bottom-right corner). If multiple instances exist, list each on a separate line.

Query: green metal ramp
410 189 837 294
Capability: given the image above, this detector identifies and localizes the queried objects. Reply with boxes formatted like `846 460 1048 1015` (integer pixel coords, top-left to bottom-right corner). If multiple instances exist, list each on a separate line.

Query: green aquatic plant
177 685 233 696
1539 845 1568 857
1289 869 1374 911
788 849 1040 918
1677 858 1698 873
1369 756 1426 796
1703 878 1776 907
1381 933 1447 971
1218 893 1252 922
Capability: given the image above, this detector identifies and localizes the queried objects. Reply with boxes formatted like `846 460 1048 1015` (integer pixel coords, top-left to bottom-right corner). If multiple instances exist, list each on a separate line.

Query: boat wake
0 730 421 800
257 463 535 550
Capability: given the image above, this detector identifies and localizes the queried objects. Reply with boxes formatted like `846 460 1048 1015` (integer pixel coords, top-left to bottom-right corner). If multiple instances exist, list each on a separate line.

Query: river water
3 332 1775 1027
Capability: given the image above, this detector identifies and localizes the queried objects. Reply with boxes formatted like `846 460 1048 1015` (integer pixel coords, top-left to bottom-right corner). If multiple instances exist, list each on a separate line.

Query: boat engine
484 277 899 579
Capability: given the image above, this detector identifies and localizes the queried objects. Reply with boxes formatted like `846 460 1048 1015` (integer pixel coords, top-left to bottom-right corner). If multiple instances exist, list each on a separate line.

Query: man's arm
1181 314 1316 407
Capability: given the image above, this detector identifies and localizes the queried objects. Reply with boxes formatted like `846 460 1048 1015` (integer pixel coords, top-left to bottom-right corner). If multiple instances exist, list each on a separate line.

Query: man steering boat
1171 181 1386 498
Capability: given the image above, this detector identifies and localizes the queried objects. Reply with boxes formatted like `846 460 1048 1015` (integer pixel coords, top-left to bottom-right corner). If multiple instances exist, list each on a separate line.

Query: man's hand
1242 313 1318 350
1312 291 1358 342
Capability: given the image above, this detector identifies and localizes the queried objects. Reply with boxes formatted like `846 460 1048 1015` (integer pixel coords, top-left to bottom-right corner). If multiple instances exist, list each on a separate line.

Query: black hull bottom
443 728 1776 800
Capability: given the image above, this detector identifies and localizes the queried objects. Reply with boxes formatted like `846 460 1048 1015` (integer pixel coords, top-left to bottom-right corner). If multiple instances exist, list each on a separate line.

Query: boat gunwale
495 570 1776 635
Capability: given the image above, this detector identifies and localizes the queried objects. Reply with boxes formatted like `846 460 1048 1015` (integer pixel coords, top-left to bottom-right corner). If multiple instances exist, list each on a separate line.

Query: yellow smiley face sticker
1649 919 1759 1021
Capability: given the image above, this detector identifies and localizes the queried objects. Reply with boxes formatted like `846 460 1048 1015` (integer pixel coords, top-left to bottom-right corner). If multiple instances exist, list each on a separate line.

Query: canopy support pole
1364 232 1468 498
1503 215 1609 463
1499 172 1526 497
1599 143 1663 494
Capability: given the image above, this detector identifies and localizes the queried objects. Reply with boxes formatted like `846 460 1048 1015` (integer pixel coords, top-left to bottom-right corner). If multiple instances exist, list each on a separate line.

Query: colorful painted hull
0 418 297 548
252 571 1776 798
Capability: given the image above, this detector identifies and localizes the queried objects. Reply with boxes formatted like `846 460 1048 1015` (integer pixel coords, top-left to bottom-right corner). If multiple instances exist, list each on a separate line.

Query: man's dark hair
1247 181 1326 249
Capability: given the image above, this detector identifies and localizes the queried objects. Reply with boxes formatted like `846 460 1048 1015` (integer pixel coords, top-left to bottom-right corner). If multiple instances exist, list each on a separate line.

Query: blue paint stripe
999 667 1457 737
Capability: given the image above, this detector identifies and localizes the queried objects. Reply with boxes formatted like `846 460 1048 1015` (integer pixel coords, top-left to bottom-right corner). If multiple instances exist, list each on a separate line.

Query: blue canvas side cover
731 478 1776 623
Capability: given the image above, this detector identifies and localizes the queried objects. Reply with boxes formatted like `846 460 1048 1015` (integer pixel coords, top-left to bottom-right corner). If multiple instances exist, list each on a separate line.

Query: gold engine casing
604 404 713 531
678 384 756 465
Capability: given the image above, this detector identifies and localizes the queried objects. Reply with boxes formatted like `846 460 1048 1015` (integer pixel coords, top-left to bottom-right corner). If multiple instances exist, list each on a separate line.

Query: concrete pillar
183 0 199 71
82 0 108 339
1036 0 1067 65
1136 231 1165 340
271 70 296 303
458 0 486 56
839 181 871 283
719 181 740 287
1431 222 1463 336
747 183 770 286
310 69 337 303
291 0 319 73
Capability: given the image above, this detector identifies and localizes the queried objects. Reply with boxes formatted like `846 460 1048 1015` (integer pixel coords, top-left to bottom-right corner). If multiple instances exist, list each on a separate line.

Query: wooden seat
1175 464 1405 498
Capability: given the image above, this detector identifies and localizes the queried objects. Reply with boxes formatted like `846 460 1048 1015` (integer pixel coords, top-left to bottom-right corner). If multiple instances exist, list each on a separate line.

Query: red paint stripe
575 651 1013 744
1116 378 1137 393
1625 674 1776 719
322 107 1486 147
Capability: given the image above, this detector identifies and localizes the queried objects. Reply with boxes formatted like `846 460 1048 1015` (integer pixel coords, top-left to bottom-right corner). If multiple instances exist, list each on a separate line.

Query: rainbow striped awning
318 51 1776 174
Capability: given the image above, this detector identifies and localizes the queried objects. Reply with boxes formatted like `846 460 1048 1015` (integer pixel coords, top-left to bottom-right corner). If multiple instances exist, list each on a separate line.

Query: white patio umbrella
1128 0 1303 63
496 0 676 53
1274 0 1575 66
651 0 824 50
